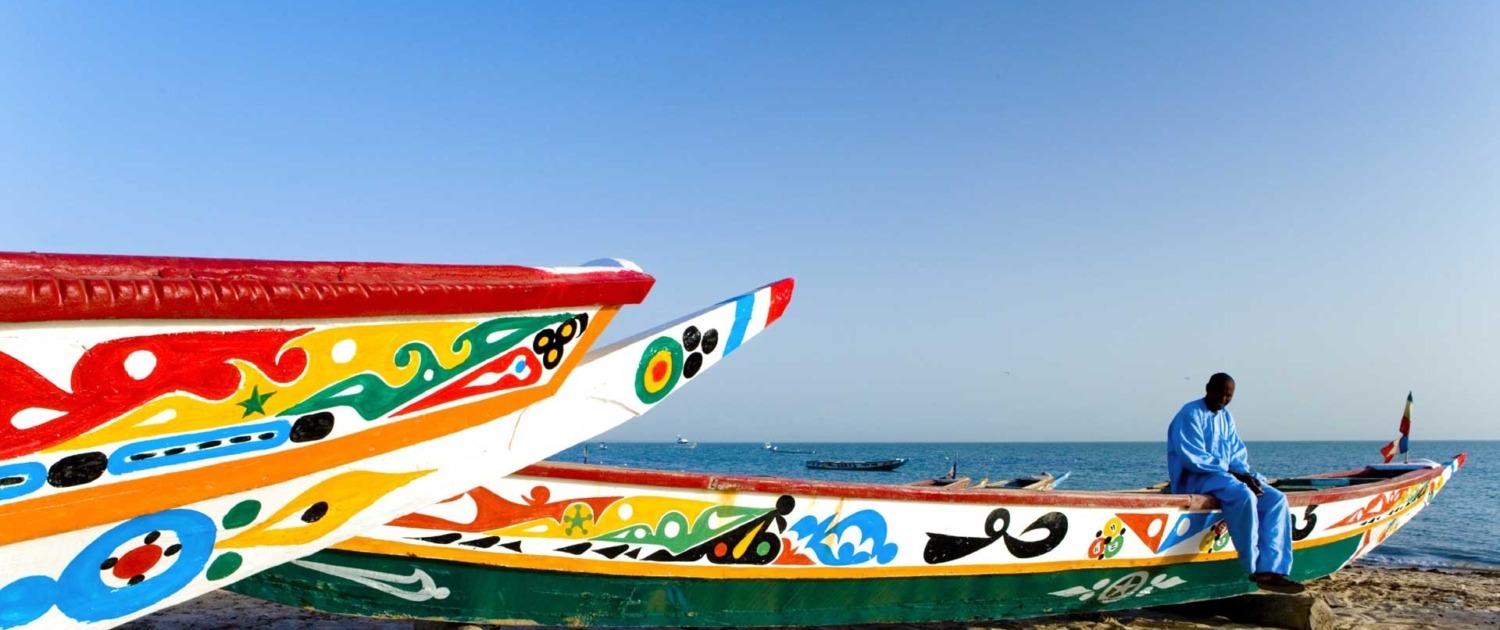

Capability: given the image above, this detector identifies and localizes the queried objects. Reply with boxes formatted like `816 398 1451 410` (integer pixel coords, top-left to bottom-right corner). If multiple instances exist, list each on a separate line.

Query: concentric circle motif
634 337 684 404
55 509 215 622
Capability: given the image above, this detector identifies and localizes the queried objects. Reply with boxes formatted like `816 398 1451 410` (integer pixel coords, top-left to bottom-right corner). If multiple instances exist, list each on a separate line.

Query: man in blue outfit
1167 373 1305 594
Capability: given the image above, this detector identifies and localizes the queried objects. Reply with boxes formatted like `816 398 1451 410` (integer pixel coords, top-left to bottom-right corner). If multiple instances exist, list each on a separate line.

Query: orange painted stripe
0 308 618 547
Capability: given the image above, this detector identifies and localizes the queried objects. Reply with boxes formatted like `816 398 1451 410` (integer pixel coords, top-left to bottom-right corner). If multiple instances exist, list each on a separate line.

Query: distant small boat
906 475 972 489
766 444 814 454
597 443 608 450
675 434 697 449
976 471 1070 491
806 458 906 471
908 462 967 488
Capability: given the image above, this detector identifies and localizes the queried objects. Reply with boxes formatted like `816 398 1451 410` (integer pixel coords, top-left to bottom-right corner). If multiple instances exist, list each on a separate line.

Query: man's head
1205 373 1235 412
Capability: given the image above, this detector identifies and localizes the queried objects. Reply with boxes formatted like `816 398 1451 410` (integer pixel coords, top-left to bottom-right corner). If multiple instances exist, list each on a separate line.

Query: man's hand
1230 471 1265 496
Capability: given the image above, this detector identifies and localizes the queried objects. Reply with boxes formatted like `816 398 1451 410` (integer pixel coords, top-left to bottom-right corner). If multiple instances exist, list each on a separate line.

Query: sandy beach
121 565 1499 630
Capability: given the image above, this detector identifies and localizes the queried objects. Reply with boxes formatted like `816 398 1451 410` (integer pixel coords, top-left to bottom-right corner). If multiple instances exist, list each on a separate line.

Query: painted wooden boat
906 475 972 489
0 251 792 629
767 445 815 454
232 454 1465 627
806 457 907 471
977 471 1070 491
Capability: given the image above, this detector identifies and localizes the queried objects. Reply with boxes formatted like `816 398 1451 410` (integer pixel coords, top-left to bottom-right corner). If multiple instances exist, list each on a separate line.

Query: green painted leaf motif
284 313 574 420
222 500 261 529
206 552 244 581
593 505 771 555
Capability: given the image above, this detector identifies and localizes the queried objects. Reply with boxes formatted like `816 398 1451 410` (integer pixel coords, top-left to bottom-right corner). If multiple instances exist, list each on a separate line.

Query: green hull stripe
231 537 1359 626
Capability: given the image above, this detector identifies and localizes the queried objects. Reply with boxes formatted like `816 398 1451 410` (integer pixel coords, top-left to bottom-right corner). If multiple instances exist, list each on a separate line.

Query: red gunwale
0 252 654 322
514 454 1462 511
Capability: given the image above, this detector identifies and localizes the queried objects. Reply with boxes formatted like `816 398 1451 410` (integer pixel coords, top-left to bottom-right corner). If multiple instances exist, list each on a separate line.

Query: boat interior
1270 461 1442 492
904 472 1063 492
1117 460 1444 494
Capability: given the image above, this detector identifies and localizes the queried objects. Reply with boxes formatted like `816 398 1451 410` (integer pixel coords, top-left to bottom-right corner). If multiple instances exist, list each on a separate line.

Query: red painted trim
765 278 794 326
516 453 1463 511
0 252 654 322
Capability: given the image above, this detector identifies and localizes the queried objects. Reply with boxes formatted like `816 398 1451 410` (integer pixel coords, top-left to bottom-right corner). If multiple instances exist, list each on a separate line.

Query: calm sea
550 440 1497 570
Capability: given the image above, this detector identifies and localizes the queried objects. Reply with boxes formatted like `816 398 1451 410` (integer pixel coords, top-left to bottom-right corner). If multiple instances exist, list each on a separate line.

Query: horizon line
586 439 1496 444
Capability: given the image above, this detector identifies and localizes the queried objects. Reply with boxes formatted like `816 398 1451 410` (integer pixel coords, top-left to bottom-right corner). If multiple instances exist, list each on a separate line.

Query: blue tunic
1167 399 1292 575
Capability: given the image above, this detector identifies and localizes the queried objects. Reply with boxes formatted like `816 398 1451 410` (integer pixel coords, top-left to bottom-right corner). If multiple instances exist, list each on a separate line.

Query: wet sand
123 565 1500 630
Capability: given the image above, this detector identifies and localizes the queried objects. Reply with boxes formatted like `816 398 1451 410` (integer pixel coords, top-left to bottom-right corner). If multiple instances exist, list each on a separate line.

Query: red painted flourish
773 537 816 565
390 486 623 533
395 348 542 417
0 252 654 323
0 328 309 459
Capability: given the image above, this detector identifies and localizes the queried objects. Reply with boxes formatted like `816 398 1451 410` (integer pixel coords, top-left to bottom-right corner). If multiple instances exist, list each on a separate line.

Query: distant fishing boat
908 461 967 488
906 475 972 489
234 455 1466 627
975 471 1070 491
764 443 815 454
675 434 697 449
806 457 907 471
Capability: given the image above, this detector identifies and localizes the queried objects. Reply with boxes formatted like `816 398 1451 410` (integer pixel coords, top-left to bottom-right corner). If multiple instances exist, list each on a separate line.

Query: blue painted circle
0 575 59 627
55 509 216 622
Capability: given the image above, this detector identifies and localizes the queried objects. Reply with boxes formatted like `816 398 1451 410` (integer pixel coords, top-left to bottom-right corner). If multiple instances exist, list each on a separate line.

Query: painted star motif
236 386 276 418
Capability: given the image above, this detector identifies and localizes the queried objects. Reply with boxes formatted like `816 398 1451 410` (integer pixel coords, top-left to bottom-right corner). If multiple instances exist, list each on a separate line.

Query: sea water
552 440 1498 570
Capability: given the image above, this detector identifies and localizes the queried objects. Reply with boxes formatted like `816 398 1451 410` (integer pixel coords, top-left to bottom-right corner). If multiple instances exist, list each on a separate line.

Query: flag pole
1403 391 1411 464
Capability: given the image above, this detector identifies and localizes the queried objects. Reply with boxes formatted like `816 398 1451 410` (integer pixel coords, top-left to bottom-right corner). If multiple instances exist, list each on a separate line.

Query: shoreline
122 564 1500 630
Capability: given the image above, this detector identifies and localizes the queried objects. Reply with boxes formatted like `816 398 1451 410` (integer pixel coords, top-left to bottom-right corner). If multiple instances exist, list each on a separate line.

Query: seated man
1167 373 1305 594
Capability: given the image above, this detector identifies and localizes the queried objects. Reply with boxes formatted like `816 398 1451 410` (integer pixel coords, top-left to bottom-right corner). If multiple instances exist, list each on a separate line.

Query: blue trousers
1180 471 1293 575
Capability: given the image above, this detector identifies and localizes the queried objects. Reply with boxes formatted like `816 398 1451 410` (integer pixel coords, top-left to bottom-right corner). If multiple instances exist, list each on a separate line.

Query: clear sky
2 3 1496 442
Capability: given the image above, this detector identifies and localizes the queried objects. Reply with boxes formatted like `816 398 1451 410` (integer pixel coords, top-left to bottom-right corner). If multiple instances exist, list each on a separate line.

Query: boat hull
0 253 657 629
806 458 906 471
232 454 1464 626
237 535 1362 627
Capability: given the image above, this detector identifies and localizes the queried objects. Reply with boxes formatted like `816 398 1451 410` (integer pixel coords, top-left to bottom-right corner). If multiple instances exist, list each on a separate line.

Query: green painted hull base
231 536 1359 627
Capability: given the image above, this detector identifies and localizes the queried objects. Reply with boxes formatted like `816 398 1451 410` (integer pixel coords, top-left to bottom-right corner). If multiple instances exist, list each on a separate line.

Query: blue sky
2 3 1495 442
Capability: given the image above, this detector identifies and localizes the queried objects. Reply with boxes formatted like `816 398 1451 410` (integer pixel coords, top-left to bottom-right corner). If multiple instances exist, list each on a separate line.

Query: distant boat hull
232 455 1465 627
806 458 906 471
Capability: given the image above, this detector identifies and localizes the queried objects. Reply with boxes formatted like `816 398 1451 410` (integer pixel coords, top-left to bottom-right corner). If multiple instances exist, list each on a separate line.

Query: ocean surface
550 440 1497 570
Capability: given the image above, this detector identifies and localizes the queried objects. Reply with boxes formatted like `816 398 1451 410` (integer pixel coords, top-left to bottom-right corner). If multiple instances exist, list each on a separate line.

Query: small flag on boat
1380 392 1413 463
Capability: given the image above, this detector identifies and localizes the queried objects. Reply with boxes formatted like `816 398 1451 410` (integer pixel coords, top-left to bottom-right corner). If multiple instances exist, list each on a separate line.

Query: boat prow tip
576 258 643 272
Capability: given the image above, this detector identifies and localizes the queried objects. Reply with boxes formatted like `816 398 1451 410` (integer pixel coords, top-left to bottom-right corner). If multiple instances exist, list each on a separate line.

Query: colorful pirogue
0 251 793 629
235 454 1464 626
